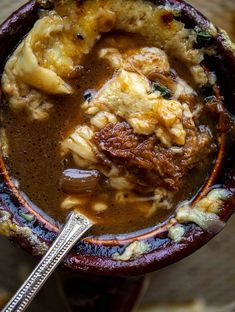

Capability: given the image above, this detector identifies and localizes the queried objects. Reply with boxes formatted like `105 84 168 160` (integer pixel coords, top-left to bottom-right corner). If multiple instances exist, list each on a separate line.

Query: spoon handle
2 211 93 312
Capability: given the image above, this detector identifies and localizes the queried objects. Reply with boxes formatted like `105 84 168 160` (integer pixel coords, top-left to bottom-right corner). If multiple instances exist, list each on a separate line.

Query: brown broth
2 33 217 235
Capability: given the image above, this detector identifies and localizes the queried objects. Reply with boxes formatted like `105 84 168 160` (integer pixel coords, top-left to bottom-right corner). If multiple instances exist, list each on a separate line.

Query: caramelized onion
60 169 101 194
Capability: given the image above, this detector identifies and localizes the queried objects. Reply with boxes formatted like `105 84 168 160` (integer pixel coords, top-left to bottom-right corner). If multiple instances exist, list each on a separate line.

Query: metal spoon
2 211 93 312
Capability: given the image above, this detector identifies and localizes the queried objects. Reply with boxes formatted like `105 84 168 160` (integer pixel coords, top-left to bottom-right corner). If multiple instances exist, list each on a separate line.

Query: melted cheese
61 125 97 167
2 0 212 120
176 189 231 234
84 69 186 146
168 225 185 242
112 240 150 261
3 15 73 96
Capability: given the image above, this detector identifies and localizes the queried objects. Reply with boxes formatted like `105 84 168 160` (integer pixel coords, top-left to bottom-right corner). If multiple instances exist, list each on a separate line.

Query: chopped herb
19 210 35 222
195 28 212 48
152 82 172 99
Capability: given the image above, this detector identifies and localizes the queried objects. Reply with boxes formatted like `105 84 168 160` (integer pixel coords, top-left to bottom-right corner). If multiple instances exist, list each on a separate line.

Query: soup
0 0 223 235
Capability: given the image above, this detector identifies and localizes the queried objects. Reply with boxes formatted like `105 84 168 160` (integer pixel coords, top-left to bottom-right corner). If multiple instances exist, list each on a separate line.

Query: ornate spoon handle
2 211 93 312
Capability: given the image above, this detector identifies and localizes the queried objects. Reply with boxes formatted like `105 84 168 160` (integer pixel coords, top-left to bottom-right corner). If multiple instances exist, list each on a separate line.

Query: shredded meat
94 120 214 191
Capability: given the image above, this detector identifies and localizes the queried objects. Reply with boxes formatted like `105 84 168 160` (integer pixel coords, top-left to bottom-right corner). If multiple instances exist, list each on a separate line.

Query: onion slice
60 169 101 194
